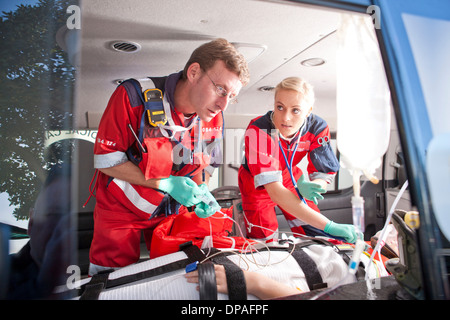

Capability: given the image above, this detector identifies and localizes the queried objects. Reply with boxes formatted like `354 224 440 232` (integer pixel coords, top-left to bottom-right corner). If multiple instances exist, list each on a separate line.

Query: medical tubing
349 239 365 274
206 212 257 263
365 179 409 280
203 216 213 257
238 200 311 241
309 238 365 300
204 210 369 297
226 208 363 297
352 195 365 234
352 170 361 197
209 211 297 270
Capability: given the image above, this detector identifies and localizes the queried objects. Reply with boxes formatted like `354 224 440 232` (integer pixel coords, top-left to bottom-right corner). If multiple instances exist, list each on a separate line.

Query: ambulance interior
72 0 409 274
2 0 449 300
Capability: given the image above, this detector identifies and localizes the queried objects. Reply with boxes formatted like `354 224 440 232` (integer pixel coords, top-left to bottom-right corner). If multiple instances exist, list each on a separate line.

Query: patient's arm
185 264 301 300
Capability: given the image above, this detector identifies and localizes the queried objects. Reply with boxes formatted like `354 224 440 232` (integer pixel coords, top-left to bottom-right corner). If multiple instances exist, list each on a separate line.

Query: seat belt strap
180 241 207 262
78 242 202 299
181 243 218 300
209 248 247 300
222 263 247 300
289 244 327 291
198 262 217 300
79 271 110 300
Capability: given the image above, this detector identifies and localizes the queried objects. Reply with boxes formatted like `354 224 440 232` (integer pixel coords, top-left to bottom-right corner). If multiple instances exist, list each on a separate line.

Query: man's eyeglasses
205 72 238 104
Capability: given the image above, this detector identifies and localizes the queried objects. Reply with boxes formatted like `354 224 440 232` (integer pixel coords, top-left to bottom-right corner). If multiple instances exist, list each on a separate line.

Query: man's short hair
183 38 250 86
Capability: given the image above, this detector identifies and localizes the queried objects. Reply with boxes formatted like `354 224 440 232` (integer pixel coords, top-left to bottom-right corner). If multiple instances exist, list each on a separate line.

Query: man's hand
158 176 202 207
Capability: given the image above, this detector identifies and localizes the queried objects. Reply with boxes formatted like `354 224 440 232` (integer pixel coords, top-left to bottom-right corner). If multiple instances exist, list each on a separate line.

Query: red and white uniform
89 72 223 275
238 111 339 241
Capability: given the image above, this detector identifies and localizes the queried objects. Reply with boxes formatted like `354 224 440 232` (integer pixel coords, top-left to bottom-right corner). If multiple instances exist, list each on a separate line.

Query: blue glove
194 184 221 218
324 221 358 243
296 174 326 205
158 176 202 207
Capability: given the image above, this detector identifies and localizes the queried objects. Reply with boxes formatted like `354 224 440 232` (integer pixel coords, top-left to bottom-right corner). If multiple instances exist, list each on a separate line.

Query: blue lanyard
278 139 307 204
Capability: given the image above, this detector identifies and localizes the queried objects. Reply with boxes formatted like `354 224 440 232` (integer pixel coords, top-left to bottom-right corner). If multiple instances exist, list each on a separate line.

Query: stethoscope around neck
277 128 307 205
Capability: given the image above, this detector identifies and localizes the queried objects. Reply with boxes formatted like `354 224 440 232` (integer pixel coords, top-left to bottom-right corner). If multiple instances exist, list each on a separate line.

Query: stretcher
68 205 389 300
72 236 387 300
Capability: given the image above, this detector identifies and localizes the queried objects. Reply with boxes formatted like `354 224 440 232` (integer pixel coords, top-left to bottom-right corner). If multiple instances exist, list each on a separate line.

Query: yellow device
144 88 167 127
405 211 420 229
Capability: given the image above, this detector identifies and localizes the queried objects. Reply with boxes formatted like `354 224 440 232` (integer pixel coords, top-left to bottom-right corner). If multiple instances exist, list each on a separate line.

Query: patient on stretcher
185 264 301 300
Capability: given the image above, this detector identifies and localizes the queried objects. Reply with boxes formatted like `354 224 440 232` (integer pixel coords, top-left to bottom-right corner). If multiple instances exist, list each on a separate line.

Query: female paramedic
88 39 250 276
238 77 357 243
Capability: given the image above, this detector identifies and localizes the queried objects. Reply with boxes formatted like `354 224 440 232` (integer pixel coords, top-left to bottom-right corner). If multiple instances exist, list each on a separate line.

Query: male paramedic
239 77 357 243
89 38 250 276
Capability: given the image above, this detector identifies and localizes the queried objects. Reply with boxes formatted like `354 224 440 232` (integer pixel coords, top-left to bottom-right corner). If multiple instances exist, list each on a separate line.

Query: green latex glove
296 174 326 205
194 201 216 218
158 176 202 207
324 221 358 243
194 184 221 218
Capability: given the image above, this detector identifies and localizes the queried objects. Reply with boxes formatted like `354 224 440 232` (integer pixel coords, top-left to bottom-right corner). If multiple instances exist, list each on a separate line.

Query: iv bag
336 14 391 177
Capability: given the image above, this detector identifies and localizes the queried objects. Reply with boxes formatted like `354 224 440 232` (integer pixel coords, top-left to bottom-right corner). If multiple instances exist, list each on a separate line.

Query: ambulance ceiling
68 0 346 129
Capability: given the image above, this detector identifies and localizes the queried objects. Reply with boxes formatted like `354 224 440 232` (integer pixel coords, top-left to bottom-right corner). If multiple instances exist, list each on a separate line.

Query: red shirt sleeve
94 85 143 168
